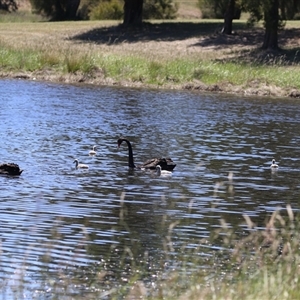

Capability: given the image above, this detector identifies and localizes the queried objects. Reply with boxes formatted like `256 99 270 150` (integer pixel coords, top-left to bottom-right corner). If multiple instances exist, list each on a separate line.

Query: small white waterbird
156 165 172 177
73 159 89 169
270 159 279 169
89 145 97 156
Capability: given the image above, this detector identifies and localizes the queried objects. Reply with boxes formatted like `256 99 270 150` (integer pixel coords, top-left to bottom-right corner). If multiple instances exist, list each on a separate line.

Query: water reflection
1 79 300 296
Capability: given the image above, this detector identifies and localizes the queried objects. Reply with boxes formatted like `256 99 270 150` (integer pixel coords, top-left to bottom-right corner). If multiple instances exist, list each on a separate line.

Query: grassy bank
1 20 300 97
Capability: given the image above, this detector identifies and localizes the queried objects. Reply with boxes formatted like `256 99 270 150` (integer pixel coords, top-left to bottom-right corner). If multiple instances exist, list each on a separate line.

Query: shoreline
2 70 300 99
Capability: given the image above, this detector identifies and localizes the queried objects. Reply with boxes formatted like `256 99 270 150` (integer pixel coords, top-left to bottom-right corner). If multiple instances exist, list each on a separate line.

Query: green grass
0 45 41 70
95 55 300 89
0 10 45 23
2 42 300 92
1 39 300 94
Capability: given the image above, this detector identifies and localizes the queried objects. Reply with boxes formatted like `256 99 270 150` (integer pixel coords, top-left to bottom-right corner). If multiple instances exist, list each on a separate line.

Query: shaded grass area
71 21 249 43
1 20 300 97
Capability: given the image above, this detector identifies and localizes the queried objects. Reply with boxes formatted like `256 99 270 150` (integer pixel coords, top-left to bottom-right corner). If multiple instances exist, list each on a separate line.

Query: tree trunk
65 0 80 20
222 0 235 35
54 0 65 20
123 0 143 26
262 0 279 50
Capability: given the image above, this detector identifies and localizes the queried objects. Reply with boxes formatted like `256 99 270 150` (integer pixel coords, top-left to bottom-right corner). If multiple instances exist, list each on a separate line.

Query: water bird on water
270 159 279 169
73 159 89 169
89 145 97 156
117 138 176 171
0 163 23 175
156 165 172 177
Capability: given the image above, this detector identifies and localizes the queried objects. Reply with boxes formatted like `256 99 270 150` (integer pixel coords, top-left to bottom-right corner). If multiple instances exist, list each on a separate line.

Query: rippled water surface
1 79 300 297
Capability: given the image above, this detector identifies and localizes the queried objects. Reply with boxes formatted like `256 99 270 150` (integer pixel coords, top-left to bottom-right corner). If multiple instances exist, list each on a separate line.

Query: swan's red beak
117 138 123 148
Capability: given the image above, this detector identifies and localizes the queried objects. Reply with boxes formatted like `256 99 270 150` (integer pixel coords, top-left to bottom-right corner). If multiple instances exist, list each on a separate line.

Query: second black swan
117 138 176 171
0 163 23 175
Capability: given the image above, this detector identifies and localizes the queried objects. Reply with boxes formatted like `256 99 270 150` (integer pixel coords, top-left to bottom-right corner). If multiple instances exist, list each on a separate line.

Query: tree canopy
29 0 80 20
0 0 18 11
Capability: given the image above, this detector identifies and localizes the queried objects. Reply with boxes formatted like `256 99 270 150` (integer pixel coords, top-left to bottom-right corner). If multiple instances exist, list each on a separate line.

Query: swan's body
117 138 176 171
74 159 89 169
156 165 172 177
89 145 97 156
0 163 23 175
270 159 279 169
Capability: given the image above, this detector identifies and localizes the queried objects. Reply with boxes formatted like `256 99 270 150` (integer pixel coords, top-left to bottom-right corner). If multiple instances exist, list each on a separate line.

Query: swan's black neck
119 138 136 168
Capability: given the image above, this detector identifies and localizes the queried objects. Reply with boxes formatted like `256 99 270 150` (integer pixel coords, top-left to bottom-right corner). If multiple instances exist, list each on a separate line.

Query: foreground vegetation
0 19 300 97
7 205 300 299
127 205 300 300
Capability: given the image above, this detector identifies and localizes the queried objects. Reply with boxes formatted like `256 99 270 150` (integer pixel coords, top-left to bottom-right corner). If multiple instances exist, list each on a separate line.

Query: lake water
1 79 300 298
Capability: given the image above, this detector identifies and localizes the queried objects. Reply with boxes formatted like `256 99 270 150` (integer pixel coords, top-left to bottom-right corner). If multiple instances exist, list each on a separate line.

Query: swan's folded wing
140 158 176 171
140 158 160 170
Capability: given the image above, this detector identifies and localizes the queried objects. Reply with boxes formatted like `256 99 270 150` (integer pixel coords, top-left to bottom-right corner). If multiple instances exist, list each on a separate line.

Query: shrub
89 0 123 20
143 0 178 20
198 0 241 19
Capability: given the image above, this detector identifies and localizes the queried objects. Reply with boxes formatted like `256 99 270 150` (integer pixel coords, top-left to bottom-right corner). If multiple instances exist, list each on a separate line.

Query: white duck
74 159 89 169
156 165 172 177
270 159 279 169
89 145 97 156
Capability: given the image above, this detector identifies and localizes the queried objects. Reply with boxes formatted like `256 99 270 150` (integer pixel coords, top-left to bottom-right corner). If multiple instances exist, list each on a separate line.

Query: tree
32 0 176 23
201 0 300 49
122 0 177 26
66 0 81 19
221 0 236 34
0 0 18 11
241 0 283 50
30 0 80 20
198 0 240 19
262 0 279 49
280 0 300 20
123 0 143 26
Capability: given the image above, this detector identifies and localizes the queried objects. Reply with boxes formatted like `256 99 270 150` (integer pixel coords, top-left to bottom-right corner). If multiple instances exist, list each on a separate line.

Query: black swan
73 159 89 169
0 163 23 175
117 138 176 171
